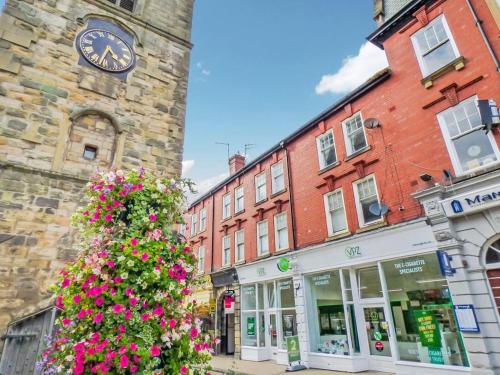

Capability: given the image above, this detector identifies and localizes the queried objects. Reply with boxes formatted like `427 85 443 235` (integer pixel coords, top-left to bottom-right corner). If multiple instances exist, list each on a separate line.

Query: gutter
283 142 297 250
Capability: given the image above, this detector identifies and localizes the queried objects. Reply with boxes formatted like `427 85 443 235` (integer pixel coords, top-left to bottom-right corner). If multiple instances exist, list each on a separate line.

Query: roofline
367 0 435 48
188 68 392 209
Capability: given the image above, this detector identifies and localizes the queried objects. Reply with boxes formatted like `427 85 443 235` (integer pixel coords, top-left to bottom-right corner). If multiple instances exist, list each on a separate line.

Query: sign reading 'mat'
440 183 500 218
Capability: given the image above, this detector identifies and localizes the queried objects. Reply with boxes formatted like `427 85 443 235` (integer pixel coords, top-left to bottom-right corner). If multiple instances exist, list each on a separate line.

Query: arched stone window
63 109 121 177
484 237 500 316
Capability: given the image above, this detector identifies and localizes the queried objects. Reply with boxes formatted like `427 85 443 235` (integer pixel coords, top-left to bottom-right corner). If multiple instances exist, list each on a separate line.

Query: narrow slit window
83 145 98 160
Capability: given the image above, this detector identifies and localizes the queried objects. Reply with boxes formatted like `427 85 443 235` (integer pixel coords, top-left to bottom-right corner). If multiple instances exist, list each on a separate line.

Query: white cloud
196 62 203 69
181 160 195 176
315 42 388 95
201 69 211 76
187 172 229 204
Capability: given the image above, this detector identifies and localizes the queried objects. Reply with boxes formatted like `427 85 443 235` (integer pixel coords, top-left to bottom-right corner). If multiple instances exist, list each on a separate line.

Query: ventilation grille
105 0 135 12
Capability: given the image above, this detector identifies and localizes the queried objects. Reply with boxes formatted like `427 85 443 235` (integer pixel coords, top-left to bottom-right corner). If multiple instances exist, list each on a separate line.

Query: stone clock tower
0 0 193 336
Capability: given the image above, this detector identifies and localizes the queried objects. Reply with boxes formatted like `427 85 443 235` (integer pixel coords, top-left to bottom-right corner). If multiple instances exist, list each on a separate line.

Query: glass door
269 312 278 348
362 305 392 357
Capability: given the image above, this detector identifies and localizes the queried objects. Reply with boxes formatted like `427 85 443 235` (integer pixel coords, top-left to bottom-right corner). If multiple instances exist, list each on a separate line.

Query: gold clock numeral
97 31 104 37
89 33 97 39
119 58 127 67
83 46 94 53
101 58 108 68
108 34 115 40
90 53 99 62
113 62 119 70
82 38 92 44
123 54 130 61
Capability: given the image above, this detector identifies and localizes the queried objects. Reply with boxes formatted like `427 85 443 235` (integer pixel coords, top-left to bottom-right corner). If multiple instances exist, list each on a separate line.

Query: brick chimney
229 153 246 175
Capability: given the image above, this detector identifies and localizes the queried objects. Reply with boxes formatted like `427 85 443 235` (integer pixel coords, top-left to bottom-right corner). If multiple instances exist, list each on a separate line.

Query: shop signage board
437 250 456 276
428 348 445 365
374 341 384 351
414 310 441 348
440 183 500 218
345 245 362 258
286 335 301 363
247 316 255 336
277 258 290 272
454 304 480 332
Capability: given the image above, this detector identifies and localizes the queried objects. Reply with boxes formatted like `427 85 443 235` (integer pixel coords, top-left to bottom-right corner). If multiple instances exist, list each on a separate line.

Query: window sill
274 248 290 255
270 188 287 199
355 220 387 233
318 161 341 175
421 56 466 89
452 161 500 182
254 198 268 207
344 145 371 162
221 216 232 223
325 231 352 242
234 209 245 217
220 264 232 270
255 253 270 260
234 260 246 266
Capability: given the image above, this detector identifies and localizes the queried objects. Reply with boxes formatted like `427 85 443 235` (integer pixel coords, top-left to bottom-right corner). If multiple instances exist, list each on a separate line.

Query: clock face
78 29 135 72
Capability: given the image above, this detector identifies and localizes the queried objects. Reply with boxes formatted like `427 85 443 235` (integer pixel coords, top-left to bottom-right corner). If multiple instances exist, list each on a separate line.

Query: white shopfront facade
236 218 476 374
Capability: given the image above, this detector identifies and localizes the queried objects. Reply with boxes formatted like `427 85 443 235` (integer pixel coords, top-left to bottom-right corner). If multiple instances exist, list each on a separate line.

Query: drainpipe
282 141 297 250
210 193 215 273
466 0 500 71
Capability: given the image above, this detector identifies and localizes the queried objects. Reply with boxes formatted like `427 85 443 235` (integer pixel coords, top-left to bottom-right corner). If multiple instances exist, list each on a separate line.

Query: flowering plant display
37 168 212 374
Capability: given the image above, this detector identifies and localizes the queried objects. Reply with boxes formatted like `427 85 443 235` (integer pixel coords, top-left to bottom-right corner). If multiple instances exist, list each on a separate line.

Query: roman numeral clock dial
77 29 135 73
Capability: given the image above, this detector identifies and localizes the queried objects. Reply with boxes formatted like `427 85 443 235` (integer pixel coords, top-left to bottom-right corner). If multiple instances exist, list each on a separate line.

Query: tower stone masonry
0 0 194 339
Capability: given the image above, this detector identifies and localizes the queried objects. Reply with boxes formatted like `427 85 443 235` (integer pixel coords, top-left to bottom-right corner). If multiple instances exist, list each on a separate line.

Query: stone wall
0 0 193 340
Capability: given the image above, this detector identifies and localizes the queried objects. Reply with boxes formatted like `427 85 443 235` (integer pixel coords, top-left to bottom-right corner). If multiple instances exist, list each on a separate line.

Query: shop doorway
266 311 279 360
361 305 392 357
219 294 235 355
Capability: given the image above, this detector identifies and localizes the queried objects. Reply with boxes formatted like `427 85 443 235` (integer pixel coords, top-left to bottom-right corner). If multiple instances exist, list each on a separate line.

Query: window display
382 254 469 366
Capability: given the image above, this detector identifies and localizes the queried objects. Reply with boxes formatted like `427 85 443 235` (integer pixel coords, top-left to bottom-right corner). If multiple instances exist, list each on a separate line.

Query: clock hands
98 45 120 66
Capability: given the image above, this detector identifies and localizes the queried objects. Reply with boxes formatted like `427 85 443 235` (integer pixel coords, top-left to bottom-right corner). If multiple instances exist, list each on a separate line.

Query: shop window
437 96 500 175
411 15 460 77
316 130 337 169
342 112 368 156
241 284 259 347
382 253 468 367
324 189 348 236
353 175 382 227
306 271 351 355
356 266 383 299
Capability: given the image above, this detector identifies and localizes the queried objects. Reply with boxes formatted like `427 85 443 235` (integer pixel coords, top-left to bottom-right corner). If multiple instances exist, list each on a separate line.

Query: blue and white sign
441 183 500 218
454 304 480 332
437 250 455 276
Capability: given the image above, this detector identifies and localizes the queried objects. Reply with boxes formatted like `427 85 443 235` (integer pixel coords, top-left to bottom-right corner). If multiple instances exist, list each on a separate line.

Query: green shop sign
277 257 290 272
414 310 441 348
247 316 255 336
428 347 445 365
286 335 301 363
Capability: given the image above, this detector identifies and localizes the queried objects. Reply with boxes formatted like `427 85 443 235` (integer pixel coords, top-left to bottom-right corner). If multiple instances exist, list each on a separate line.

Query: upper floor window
316 130 337 169
235 229 245 263
342 113 368 156
274 213 289 251
411 15 459 77
437 96 499 175
199 208 207 232
179 223 186 236
257 220 269 255
222 235 231 266
190 214 198 236
222 193 231 220
198 246 205 273
255 172 267 203
323 189 348 236
107 0 136 12
353 175 382 227
271 161 285 194
235 186 244 213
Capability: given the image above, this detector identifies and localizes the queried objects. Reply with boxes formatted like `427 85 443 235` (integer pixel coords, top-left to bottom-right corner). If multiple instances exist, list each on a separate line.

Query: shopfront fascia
237 219 473 374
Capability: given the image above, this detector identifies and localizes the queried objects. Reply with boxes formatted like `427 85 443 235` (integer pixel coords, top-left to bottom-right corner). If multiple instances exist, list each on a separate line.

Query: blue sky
183 0 387 196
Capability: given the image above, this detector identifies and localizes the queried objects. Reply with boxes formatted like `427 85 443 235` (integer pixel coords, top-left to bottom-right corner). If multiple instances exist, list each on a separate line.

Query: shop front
237 219 475 374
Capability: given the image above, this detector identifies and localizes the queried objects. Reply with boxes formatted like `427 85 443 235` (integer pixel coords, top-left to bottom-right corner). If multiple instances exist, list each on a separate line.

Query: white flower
121 272 128 280
118 255 125 262
127 260 135 267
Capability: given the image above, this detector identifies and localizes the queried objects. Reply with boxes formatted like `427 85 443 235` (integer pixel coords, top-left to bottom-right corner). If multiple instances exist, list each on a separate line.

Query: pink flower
150 345 161 357
132 249 138 255
130 365 138 373
95 297 104 306
77 309 86 319
136 183 143 190
190 327 199 339
153 306 164 317
99 193 106 202
182 288 190 295
149 214 157 222
113 200 121 207
130 342 138 352
62 318 71 326
114 276 122 284
129 297 138 306
56 295 64 309
119 325 126 333
61 278 70 288
140 252 149 262
107 261 115 268
104 214 113 222
119 355 129 368
93 312 103 324
130 238 138 246
124 310 132 320
169 319 176 328
180 366 188 375
141 313 150 321
112 304 124 314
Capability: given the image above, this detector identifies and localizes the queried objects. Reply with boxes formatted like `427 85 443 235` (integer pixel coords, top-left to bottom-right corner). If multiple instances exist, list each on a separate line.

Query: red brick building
185 0 500 373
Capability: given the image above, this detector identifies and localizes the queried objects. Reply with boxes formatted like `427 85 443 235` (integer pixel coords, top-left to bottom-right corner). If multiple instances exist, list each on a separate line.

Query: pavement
209 356 387 375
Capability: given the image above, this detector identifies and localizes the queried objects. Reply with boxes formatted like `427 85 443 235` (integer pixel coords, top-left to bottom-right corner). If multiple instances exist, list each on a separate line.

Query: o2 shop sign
441 184 500 217
345 245 361 259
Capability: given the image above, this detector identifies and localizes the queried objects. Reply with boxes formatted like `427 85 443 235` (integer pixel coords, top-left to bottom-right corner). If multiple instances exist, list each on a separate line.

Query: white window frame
190 214 198 236
274 213 289 251
222 235 231 267
323 189 348 237
197 246 205 274
199 207 207 232
235 229 245 263
342 112 368 156
437 95 500 176
235 185 244 213
316 130 337 170
353 175 383 227
271 161 285 194
255 172 267 203
256 220 269 256
222 193 231 220
411 14 460 77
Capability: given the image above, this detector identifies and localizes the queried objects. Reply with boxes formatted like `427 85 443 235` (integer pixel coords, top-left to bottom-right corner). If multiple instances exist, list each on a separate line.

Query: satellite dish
364 118 380 129
369 202 389 216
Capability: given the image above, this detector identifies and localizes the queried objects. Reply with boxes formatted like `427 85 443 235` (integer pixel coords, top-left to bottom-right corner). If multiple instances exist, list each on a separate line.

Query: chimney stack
229 153 246 175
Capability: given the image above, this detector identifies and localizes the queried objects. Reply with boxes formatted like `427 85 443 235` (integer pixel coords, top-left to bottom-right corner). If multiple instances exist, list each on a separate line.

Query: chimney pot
229 154 246 175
